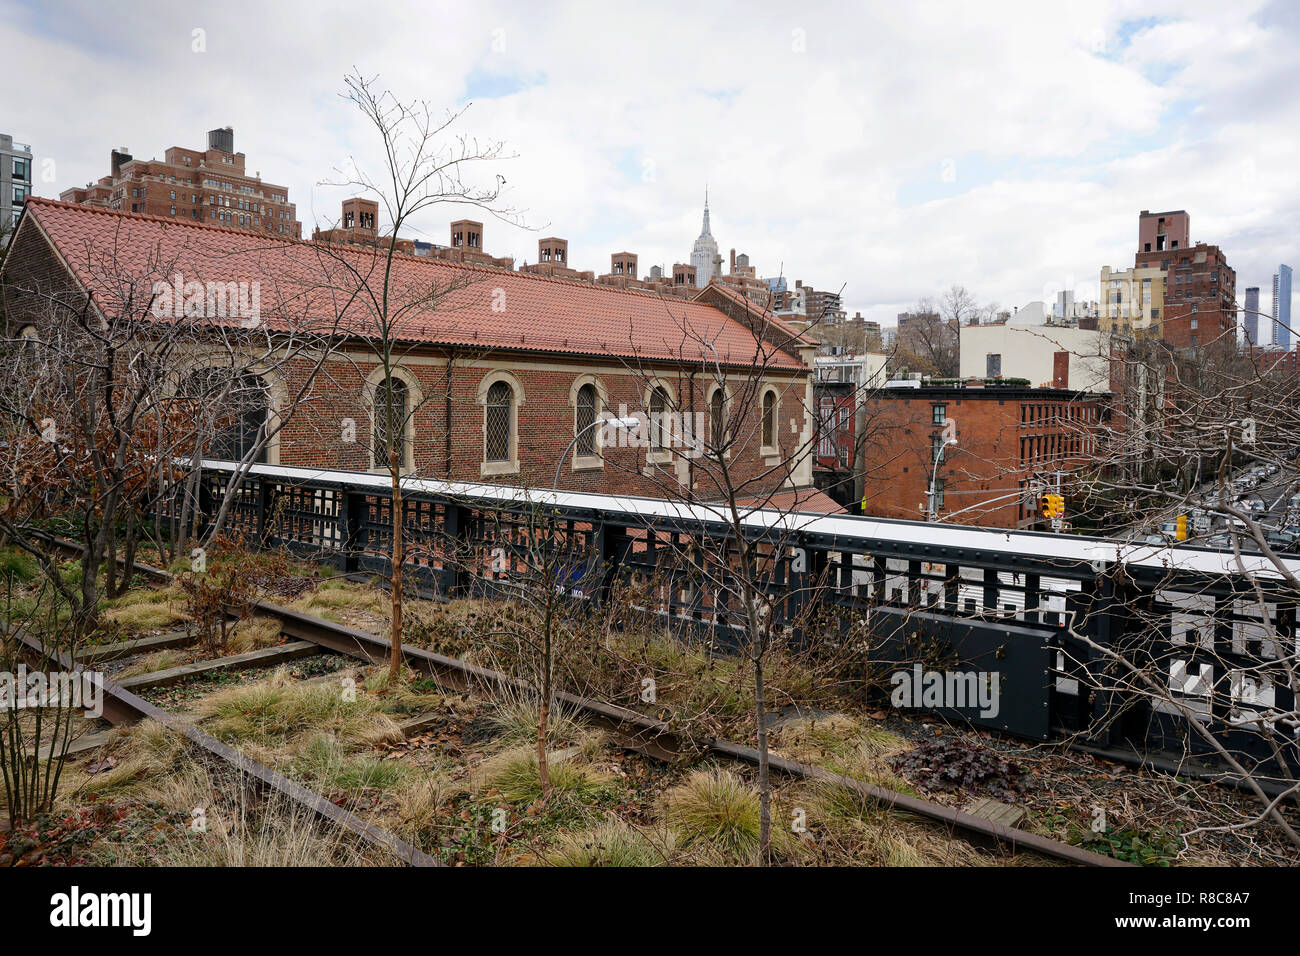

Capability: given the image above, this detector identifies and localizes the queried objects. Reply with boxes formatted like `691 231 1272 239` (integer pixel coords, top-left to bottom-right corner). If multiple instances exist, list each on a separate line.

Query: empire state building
689 190 719 289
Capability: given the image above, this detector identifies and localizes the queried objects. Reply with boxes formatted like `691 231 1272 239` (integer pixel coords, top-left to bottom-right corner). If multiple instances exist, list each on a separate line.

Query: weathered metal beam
76 630 195 664
115 640 319 691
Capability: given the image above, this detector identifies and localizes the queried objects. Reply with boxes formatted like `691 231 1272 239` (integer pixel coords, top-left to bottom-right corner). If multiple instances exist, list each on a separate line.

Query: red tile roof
694 282 820 350
15 198 808 371
735 487 846 515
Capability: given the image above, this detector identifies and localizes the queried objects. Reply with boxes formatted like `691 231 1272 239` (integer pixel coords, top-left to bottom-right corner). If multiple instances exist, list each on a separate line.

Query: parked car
1266 530 1298 553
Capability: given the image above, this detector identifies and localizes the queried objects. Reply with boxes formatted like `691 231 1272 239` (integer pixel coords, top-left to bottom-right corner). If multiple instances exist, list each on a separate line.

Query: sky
4 0 1298 327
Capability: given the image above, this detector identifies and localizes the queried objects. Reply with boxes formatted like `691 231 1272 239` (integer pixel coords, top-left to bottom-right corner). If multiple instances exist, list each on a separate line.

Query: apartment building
60 127 301 238
1 133 33 246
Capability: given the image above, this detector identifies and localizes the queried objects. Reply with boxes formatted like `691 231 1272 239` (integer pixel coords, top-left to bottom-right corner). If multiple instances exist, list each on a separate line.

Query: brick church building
3 198 832 510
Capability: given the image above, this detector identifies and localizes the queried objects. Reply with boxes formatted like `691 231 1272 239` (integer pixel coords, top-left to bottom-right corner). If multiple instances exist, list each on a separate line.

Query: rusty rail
15 627 439 867
265 601 1127 866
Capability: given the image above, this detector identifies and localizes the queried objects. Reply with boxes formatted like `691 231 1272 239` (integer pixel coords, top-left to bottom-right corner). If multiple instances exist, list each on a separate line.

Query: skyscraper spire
699 185 713 240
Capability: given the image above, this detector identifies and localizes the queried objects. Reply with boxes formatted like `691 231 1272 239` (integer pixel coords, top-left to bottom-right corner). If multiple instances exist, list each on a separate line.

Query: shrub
543 820 671 867
484 749 610 804
660 768 796 863
889 736 1026 801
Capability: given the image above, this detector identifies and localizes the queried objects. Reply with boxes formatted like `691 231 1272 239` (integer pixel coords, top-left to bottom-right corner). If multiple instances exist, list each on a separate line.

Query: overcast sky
5 0 1298 326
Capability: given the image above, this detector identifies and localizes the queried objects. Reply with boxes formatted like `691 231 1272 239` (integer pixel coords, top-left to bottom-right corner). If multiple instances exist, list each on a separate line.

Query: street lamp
553 415 640 490
927 435 957 521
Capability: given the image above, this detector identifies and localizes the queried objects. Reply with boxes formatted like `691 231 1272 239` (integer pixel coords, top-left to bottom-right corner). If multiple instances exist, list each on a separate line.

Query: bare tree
1037 312 1300 850
893 297 958 377
323 70 522 681
595 293 845 863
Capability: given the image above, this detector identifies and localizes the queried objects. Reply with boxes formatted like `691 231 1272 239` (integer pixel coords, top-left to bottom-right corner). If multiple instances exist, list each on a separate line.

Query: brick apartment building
771 278 845 328
3 198 831 509
813 380 859 509
859 384 1107 529
1100 210 1236 350
59 127 302 238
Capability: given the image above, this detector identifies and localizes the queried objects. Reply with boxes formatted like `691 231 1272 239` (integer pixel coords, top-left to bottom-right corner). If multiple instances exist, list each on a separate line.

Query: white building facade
959 324 1111 393
689 192 719 288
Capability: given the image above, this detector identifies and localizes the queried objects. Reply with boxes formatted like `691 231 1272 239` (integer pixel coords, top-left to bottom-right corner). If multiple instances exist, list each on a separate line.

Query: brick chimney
611 251 637 278
450 220 483 249
111 148 133 178
341 197 378 236
538 237 568 264
1052 352 1069 388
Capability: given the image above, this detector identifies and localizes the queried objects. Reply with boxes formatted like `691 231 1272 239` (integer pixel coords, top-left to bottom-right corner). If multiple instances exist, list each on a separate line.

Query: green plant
485 749 610 804
661 769 771 862
543 819 671 867
1083 826 1180 866
290 735 407 797
0 548 38 583
890 737 1026 801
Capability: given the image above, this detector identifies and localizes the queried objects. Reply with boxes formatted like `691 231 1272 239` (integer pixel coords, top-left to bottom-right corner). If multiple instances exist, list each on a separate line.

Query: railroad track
24 540 1124 867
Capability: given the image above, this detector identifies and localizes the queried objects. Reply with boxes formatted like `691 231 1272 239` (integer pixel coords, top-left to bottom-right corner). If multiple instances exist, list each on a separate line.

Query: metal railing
174 460 1300 778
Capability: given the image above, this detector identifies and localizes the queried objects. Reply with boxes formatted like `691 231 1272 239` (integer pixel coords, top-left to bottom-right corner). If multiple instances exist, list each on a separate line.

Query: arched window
649 386 669 450
185 369 268 463
372 375 408 469
709 387 727 452
762 390 776 448
485 381 513 462
575 382 597 457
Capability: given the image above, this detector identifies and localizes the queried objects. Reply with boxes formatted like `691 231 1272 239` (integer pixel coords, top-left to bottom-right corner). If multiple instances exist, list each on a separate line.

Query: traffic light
1176 514 1188 540
1041 493 1065 519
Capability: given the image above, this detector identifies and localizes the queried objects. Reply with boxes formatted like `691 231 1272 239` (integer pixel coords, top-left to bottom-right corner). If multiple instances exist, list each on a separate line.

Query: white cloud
4 0 1296 327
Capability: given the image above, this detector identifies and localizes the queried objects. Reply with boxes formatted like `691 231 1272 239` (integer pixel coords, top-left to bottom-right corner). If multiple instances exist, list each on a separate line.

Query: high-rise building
1 133 33 247
59 127 301 238
1273 265 1292 349
1244 286 1260 346
689 189 719 288
1124 210 1236 350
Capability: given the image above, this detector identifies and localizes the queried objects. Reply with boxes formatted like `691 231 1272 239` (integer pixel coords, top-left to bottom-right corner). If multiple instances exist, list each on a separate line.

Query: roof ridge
27 195 304 244
28 197 732 312
22 197 808 370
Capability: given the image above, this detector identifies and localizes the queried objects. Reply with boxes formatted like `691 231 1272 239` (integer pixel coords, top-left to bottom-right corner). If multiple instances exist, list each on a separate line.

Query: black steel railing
169 460 1300 780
